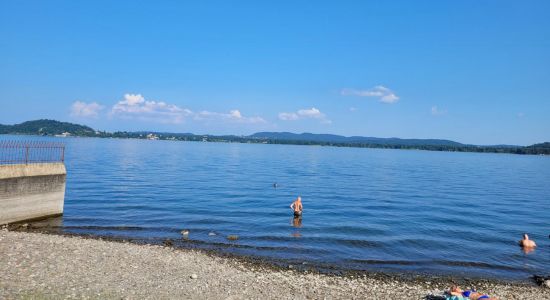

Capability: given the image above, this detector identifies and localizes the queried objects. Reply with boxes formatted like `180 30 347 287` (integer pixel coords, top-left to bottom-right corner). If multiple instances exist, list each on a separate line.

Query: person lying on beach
519 233 536 248
448 285 497 300
290 196 303 216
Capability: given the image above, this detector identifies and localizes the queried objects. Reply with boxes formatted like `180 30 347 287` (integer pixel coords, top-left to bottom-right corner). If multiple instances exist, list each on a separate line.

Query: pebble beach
1 229 549 300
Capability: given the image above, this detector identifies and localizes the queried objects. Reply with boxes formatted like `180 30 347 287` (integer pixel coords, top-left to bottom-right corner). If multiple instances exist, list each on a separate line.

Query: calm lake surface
6 136 550 280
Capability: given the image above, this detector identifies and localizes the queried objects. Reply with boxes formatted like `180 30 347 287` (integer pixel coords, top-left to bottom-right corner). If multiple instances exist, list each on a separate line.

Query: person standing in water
519 233 537 248
290 196 303 216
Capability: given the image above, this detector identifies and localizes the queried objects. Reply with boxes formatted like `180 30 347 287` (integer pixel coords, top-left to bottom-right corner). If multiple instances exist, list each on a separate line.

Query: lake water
4 136 550 280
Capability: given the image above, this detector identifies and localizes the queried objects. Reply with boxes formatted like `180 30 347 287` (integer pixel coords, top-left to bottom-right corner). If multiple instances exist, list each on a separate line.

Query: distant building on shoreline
146 133 159 140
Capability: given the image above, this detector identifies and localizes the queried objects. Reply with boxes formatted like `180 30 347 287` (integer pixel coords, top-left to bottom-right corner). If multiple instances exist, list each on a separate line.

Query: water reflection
291 216 302 237
522 247 536 255
291 216 302 228
31 216 63 228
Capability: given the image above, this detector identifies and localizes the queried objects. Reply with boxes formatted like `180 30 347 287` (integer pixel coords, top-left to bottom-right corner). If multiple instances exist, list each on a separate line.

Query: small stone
163 239 173 246
545 280 550 289
180 230 189 236
190 274 198 279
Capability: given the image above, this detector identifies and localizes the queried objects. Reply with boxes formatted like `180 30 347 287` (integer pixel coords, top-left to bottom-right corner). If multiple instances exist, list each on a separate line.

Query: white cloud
431 106 447 116
298 107 324 118
278 107 331 124
340 85 399 103
195 109 266 124
278 112 300 121
110 93 193 124
74 93 266 126
70 101 104 118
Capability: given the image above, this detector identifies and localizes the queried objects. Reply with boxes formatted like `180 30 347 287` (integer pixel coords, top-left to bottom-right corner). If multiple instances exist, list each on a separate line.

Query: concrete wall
0 163 66 225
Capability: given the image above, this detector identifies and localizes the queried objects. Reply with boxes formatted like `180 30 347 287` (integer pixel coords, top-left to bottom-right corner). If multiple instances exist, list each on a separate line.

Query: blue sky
1 1 549 145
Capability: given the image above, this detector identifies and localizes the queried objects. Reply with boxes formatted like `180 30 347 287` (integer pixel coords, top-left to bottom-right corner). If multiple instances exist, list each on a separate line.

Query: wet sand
1 229 548 299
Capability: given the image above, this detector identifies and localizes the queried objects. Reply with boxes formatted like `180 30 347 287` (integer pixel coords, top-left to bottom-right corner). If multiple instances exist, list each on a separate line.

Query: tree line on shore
1 119 549 155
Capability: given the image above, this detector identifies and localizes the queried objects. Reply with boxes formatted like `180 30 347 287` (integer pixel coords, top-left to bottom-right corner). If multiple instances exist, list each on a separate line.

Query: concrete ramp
0 163 66 225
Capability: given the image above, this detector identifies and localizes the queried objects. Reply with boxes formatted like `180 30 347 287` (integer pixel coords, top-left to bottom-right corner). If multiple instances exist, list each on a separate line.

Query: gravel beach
1 229 548 300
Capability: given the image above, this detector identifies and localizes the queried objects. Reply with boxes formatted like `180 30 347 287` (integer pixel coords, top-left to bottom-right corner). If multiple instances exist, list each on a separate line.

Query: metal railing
0 141 65 165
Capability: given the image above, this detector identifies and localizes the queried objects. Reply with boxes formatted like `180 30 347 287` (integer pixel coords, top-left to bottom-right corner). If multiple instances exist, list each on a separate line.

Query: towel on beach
446 296 468 300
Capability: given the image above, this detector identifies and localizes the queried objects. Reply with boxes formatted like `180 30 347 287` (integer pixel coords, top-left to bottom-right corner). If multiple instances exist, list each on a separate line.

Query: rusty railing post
25 145 29 164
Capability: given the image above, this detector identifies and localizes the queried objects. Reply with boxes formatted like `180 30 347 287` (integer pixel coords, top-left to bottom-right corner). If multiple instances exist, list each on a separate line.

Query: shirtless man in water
290 196 303 216
519 233 537 248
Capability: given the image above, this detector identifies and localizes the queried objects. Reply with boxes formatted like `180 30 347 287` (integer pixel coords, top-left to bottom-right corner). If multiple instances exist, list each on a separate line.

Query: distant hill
1 119 549 155
0 119 95 136
250 132 465 147
525 142 550 151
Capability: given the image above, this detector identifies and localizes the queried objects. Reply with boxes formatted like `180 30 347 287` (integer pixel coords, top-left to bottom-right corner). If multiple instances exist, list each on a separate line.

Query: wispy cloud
430 106 447 116
278 107 331 124
195 109 266 124
107 93 265 125
110 94 192 124
70 101 104 118
340 85 399 103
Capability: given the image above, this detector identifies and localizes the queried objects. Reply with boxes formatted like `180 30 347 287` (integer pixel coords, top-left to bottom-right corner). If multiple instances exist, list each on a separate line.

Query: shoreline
2 133 549 157
6 222 543 285
1 229 548 299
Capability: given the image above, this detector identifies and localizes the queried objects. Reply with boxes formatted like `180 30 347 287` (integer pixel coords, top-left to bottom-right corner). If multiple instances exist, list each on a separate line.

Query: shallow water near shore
4 135 550 281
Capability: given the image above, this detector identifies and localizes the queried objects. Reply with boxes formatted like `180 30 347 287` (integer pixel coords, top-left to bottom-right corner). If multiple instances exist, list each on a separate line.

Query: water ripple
7 136 549 281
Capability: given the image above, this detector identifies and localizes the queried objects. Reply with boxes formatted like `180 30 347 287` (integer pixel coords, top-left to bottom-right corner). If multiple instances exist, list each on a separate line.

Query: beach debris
180 230 190 240
227 235 239 241
190 273 198 279
163 239 173 247
208 232 217 236
533 275 550 288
